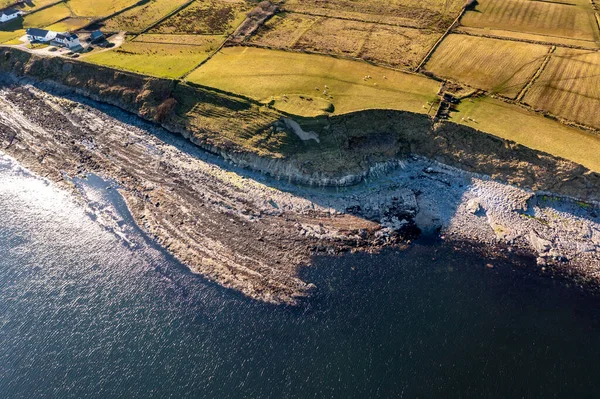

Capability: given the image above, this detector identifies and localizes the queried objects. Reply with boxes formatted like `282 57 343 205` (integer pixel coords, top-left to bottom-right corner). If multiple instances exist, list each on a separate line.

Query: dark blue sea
1 153 600 398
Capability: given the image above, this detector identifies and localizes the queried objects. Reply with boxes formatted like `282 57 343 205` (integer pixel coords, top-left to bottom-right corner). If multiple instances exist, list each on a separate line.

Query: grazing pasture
249 13 319 49
523 48 600 130
45 17 91 32
84 34 223 78
250 13 441 70
186 46 440 116
23 2 72 28
453 96 600 172
294 17 371 57
0 29 24 43
66 0 139 17
424 34 550 99
13 0 61 12
461 0 599 43
150 0 250 35
360 25 440 69
101 0 190 33
282 0 465 29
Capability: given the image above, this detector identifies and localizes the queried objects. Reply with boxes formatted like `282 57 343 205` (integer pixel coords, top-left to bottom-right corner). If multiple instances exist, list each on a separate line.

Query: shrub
156 97 178 122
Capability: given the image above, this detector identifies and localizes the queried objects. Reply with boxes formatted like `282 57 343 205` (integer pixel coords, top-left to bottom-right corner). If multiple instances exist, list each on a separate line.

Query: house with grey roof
0 8 22 23
26 28 83 51
26 28 56 43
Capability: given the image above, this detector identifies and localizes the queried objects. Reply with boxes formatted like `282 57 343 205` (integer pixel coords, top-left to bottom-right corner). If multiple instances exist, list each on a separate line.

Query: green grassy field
0 29 24 43
101 0 189 33
66 0 139 17
524 48 600 130
424 34 550 98
186 46 440 116
461 0 600 43
453 96 600 172
23 2 72 28
83 34 223 78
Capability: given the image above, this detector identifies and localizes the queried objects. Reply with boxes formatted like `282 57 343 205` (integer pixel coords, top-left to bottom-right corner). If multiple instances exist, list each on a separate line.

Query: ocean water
1 153 600 399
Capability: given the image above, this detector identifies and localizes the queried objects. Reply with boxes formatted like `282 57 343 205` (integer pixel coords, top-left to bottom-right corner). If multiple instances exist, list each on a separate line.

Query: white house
26 28 57 43
0 8 21 23
26 28 83 51
54 32 81 49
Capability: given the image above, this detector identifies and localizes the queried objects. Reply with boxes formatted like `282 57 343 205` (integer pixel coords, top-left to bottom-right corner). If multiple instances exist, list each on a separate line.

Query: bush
156 97 178 122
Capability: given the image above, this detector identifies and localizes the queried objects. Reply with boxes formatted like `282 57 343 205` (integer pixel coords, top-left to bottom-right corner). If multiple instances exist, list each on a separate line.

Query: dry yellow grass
461 0 599 43
150 0 250 35
294 17 370 57
250 13 319 48
250 13 441 70
66 0 139 17
45 17 91 32
524 48 600 130
456 27 600 49
23 2 72 28
101 0 189 33
283 0 465 29
424 34 550 98
360 25 440 69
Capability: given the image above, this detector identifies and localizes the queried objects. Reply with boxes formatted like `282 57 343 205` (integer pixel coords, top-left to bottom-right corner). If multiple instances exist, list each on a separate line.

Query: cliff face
0 47 174 119
0 46 598 202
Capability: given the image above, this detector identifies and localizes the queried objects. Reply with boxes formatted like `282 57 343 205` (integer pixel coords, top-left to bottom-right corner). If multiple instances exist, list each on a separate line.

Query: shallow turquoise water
1 154 600 398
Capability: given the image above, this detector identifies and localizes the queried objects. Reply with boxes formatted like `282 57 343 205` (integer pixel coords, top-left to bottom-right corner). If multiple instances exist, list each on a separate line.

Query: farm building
0 8 21 23
89 30 105 43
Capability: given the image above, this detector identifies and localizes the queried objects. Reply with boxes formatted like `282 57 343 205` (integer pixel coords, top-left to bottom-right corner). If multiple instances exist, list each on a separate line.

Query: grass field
187 46 440 116
45 17 91 32
424 35 550 98
461 0 600 43
294 17 369 57
453 96 600 172
0 29 24 43
84 34 223 78
22 2 72 28
523 48 600 130
250 13 319 48
66 0 139 17
250 12 440 70
282 0 465 29
13 0 61 12
150 0 250 35
101 0 190 33
456 27 600 49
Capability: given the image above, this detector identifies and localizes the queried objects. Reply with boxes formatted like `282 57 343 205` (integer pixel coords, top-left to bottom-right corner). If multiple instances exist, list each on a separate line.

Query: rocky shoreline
0 81 599 304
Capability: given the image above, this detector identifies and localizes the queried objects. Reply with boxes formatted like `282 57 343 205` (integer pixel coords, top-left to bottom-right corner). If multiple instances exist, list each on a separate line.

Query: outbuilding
89 30 105 43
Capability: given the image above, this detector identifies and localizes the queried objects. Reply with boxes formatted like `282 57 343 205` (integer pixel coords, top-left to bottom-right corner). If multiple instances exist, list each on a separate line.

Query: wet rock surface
0 83 599 303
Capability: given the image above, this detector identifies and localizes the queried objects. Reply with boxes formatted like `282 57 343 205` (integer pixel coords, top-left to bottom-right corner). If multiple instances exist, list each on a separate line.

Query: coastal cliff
0 46 598 204
0 69 599 304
